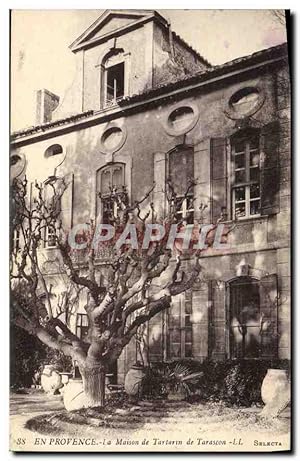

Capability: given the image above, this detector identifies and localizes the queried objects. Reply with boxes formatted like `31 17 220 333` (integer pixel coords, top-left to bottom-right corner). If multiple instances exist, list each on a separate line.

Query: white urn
41 365 63 395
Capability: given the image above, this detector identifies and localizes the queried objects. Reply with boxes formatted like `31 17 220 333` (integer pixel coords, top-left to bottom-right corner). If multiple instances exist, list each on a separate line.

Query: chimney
36 89 60 125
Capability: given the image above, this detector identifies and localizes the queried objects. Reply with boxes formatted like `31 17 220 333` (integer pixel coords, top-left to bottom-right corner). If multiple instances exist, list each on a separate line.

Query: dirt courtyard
10 390 290 452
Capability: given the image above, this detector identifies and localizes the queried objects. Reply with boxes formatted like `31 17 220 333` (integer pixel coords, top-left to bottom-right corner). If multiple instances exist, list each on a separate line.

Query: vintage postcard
10 9 291 452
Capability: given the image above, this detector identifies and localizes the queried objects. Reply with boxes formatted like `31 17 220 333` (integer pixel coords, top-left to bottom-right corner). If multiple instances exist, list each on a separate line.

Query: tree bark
80 364 106 408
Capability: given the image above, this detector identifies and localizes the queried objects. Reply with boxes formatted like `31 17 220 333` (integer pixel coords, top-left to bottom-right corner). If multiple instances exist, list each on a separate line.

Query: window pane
185 343 193 357
102 128 123 151
235 169 246 183
250 151 260 167
250 167 259 182
185 315 192 326
106 62 124 100
170 329 181 343
235 203 246 218
231 91 259 115
235 186 245 201
233 140 245 154
235 153 245 169
170 342 181 358
250 200 260 215
250 136 259 150
112 165 124 187
169 315 181 328
186 196 194 210
185 301 192 314
250 184 260 199
230 279 260 358
186 212 194 225
169 148 194 196
169 107 194 131
185 328 192 343
101 169 111 194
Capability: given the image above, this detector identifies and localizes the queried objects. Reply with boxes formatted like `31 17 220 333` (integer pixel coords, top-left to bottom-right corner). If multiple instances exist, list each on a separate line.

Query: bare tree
11 174 205 408
271 10 286 27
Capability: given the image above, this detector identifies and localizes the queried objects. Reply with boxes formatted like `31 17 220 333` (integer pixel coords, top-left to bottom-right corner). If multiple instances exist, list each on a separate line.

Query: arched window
102 50 125 108
96 163 126 224
168 146 194 224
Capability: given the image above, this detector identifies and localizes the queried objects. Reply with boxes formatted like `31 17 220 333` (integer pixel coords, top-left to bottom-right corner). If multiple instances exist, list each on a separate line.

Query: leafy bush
143 358 290 406
10 324 73 389
142 361 203 399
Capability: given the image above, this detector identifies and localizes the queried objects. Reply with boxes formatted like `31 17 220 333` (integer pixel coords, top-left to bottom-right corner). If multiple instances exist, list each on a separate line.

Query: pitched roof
69 10 164 52
11 42 288 141
119 42 288 105
69 9 210 67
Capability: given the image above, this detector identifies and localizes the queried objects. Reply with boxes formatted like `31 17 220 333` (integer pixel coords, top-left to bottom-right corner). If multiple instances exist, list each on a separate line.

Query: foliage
142 361 203 399
10 324 73 389
186 358 291 406
141 358 290 405
41 348 73 373
10 324 47 388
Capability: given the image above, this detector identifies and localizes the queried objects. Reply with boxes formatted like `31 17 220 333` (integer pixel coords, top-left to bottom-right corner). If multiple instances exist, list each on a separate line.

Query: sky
10 9 287 132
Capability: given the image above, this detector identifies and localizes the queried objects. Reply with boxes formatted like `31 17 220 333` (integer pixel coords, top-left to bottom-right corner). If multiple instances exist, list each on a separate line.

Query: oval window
101 127 123 152
230 88 260 116
44 144 63 158
11 154 21 166
168 106 195 132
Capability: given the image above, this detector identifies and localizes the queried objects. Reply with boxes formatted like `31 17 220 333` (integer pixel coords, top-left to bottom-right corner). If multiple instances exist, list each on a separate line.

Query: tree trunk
80 364 106 408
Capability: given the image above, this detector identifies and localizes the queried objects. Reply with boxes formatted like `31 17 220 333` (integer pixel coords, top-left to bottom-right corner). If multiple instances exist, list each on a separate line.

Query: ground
10 390 291 452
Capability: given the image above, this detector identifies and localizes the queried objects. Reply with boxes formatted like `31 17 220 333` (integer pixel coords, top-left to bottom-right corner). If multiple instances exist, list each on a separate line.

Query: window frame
231 132 261 220
45 225 57 249
96 162 126 224
226 275 278 360
76 313 89 341
167 145 195 225
12 228 21 252
167 292 193 360
103 52 126 108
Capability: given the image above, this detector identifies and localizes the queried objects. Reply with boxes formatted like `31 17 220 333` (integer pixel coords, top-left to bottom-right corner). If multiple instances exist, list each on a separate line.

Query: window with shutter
228 275 278 359
96 163 125 224
148 312 164 362
167 146 194 224
260 122 280 215
210 280 227 360
231 130 261 219
167 292 193 359
210 138 227 223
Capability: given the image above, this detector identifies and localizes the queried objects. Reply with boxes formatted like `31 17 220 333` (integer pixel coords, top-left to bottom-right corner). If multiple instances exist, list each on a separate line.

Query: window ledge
221 215 270 225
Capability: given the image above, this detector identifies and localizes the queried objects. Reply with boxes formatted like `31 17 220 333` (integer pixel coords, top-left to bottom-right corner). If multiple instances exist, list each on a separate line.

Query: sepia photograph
9 7 291 452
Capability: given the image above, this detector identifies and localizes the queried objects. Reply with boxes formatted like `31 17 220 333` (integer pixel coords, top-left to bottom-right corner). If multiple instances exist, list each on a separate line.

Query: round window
165 103 199 136
169 106 194 131
229 87 261 116
11 154 21 166
100 126 125 154
10 152 26 179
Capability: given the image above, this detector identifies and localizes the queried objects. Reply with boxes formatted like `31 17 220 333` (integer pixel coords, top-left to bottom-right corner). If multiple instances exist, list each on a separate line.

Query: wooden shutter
260 122 280 215
192 283 210 360
60 173 74 231
210 280 227 360
210 138 227 223
153 152 166 221
259 274 278 358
